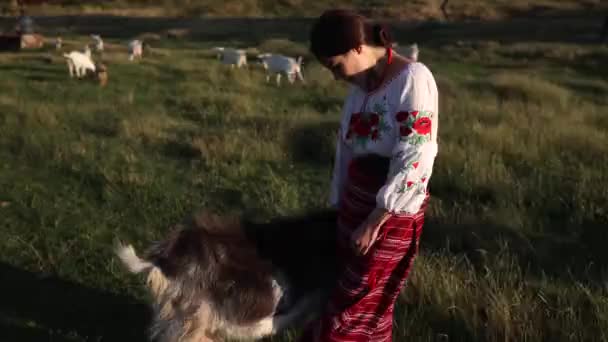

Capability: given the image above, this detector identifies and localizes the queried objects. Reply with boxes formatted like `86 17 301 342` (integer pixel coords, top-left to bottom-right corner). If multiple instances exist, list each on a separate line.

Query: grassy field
1 8 608 342
3 0 606 20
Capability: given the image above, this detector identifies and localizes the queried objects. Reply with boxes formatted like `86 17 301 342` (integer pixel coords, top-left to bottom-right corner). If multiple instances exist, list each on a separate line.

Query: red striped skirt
301 156 429 342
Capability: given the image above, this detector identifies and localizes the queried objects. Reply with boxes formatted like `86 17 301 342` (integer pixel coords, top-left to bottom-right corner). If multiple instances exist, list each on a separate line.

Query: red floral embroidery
396 110 433 143
396 111 409 122
413 117 432 135
346 112 384 144
400 126 412 136
369 113 379 126
413 161 419 169
406 181 414 188
354 121 371 136
421 177 427 182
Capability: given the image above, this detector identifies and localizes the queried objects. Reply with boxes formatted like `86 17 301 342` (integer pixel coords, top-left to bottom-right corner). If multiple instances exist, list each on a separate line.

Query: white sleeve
329 95 354 207
329 133 353 207
376 64 439 214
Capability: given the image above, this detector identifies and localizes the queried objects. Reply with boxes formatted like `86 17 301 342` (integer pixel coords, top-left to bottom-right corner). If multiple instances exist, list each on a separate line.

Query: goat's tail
62 53 71 59
115 242 170 298
296 56 303 65
115 243 154 273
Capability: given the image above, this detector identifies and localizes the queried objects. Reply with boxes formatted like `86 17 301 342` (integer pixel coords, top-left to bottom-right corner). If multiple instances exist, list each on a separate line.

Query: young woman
303 9 439 341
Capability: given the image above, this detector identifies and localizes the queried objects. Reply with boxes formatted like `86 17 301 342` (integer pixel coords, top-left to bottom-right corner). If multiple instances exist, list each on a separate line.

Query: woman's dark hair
310 9 393 59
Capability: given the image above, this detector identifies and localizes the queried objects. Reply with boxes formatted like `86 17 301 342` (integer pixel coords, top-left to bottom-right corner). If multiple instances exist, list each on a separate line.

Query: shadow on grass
0 63 59 75
0 262 150 342
161 139 202 160
286 121 336 166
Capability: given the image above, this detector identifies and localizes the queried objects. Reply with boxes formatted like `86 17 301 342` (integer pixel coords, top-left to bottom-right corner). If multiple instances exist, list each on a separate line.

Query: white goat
211 46 224 60
83 45 92 58
258 53 304 86
220 48 248 69
91 34 104 52
128 39 143 61
63 49 96 78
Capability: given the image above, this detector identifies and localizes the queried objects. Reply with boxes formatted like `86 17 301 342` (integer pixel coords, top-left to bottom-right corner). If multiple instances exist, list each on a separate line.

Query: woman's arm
352 64 439 255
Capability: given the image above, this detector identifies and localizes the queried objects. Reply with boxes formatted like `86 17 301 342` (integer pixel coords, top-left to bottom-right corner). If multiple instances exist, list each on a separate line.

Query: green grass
1 12 608 342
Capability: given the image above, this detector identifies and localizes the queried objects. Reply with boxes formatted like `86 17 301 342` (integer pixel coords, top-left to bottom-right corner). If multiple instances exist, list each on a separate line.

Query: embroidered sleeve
376 110 437 213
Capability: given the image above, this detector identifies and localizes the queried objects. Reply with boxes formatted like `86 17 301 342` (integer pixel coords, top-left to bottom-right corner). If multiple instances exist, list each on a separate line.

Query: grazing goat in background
129 39 143 61
19 33 44 49
116 209 338 342
83 44 92 58
63 47 95 78
402 43 419 62
96 63 108 87
212 46 224 60
220 48 248 69
257 53 304 86
91 34 103 52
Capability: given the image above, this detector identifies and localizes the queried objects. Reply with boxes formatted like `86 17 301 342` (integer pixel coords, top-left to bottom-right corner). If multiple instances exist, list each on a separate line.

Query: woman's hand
351 207 390 255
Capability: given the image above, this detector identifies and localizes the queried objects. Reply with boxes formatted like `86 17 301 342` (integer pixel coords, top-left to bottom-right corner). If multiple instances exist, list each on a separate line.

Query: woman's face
321 46 373 83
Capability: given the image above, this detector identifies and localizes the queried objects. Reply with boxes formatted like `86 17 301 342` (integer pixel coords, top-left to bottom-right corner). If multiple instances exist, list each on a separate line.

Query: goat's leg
67 62 74 78
265 74 270 83
276 73 281 86
296 71 305 84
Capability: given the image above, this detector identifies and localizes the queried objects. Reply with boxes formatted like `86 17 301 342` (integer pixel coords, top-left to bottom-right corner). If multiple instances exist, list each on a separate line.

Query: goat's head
257 53 271 69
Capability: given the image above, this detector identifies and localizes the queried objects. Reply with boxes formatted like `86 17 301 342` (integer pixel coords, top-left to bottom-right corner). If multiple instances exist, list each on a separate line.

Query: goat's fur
63 50 95 78
20 33 44 49
129 39 143 61
212 46 224 60
402 43 419 62
91 34 103 52
258 53 305 86
96 63 108 87
220 48 248 69
116 209 338 341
